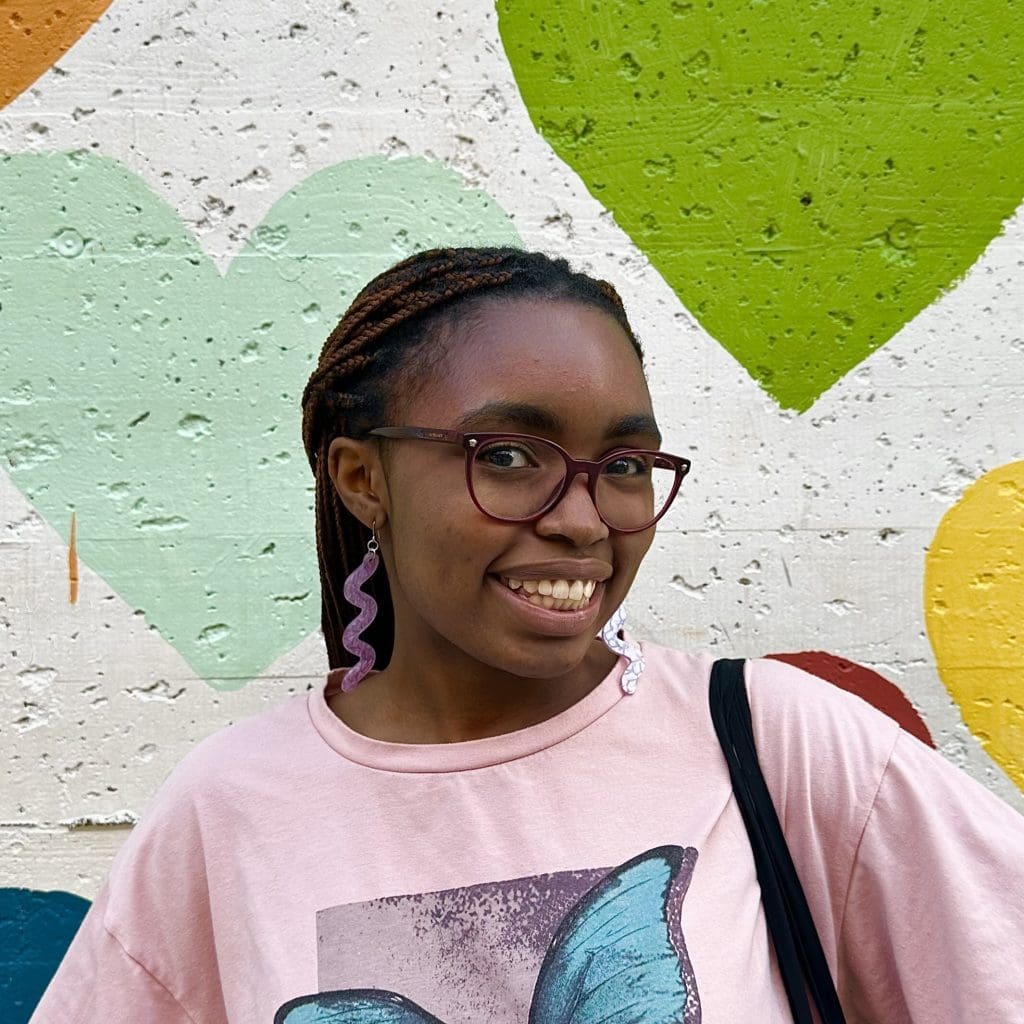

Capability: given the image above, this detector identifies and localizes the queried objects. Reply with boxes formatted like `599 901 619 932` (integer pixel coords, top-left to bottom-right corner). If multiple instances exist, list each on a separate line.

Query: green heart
496 0 1024 410
0 152 519 687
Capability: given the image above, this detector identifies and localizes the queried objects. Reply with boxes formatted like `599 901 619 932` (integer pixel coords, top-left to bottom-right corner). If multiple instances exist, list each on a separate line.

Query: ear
327 436 389 530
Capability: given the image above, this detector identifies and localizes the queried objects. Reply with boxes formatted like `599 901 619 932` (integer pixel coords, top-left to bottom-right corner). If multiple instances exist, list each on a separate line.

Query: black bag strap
709 658 847 1024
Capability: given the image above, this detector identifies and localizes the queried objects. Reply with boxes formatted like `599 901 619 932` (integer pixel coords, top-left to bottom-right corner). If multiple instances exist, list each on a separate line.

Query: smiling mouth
496 576 598 613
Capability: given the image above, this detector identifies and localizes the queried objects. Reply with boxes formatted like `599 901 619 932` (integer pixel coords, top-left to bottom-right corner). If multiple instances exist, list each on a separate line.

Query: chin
490 636 598 681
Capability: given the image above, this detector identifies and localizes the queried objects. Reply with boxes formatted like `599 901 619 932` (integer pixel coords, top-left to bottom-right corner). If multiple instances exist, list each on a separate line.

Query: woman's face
351 296 662 681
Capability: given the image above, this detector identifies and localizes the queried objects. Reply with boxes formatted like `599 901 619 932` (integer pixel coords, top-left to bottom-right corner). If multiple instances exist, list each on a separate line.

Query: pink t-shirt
30 644 1024 1022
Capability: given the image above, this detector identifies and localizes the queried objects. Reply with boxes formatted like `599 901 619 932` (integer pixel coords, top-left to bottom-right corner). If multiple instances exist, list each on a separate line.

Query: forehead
400 297 654 434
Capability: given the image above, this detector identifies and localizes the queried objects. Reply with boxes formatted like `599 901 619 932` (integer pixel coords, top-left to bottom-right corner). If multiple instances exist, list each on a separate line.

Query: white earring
599 605 645 695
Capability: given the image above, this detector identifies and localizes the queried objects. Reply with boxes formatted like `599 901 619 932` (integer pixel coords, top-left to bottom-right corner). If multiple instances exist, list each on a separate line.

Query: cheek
389 481 496 594
610 531 655 591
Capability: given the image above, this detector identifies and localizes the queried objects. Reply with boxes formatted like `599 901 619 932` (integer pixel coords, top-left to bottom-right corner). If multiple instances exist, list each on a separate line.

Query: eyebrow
456 401 663 447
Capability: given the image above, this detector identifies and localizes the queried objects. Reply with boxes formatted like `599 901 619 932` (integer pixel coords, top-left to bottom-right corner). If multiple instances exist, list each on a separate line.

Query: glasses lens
470 439 679 529
595 452 679 530
470 438 566 520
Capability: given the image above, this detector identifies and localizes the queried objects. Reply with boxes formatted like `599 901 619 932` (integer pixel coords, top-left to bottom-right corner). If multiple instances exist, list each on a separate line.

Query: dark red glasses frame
368 426 691 533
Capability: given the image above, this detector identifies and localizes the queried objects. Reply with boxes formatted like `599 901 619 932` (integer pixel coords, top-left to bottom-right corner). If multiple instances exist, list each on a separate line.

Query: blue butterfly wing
274 989 446 1024
529 846 691 1024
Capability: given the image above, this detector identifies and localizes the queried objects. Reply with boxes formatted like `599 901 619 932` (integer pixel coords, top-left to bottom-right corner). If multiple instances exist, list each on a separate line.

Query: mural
496 0 1024 411
1 0 1022 1017
0 153 519 685
926 461 1024 791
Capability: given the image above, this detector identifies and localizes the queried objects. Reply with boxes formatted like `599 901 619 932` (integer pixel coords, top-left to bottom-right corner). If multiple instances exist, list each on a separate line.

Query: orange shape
1 0 113 109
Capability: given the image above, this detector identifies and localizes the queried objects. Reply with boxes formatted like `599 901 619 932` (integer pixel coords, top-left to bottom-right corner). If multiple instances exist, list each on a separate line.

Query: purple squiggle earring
340 521 380 691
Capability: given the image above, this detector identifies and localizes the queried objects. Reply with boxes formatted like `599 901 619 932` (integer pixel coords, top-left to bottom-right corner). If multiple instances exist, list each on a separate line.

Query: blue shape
0 888 91 1024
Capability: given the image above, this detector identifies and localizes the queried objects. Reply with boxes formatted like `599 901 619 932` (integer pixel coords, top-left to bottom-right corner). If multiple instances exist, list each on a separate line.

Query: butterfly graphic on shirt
274 845 697 1023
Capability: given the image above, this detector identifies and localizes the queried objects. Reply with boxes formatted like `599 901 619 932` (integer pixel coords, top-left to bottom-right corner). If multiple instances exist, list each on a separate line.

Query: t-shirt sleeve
838 728 1024 1022
746 658 1024 1023
29 887 196 1024
29 740 228 1024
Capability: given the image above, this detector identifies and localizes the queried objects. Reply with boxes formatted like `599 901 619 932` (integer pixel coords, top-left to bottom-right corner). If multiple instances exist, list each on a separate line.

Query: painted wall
1 1 1022 1015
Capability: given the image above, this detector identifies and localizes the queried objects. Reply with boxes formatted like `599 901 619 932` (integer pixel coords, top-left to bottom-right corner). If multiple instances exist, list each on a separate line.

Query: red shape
767 650 934 748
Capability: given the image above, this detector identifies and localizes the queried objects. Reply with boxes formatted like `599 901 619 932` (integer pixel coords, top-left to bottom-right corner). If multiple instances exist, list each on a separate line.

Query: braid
300 246 641 672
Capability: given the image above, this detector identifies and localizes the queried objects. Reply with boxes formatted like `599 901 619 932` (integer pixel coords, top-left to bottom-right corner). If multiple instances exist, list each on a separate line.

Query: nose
534 470 609 546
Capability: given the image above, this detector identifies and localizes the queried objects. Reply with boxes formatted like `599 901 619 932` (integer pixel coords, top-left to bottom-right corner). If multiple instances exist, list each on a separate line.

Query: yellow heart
0 0 113 109
925 462 1024 792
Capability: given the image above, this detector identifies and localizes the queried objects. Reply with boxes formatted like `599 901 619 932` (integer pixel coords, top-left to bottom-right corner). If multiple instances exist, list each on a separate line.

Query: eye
476 442 538 470
603 453 652 477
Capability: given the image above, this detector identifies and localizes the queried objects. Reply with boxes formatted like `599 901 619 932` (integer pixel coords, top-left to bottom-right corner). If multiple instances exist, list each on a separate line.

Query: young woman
32 247 1024 1023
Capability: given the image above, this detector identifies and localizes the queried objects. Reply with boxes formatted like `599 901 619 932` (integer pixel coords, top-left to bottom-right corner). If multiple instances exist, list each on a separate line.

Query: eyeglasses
368 426 691 533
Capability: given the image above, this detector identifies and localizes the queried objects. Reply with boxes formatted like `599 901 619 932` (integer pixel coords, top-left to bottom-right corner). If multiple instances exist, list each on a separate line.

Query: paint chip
68 511 78 603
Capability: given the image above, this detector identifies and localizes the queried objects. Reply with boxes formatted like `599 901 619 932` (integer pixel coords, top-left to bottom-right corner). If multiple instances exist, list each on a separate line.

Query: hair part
300 246 643 672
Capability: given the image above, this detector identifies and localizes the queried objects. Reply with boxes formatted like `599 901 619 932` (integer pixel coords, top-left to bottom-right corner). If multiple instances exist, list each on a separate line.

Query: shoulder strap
709 658 847 1024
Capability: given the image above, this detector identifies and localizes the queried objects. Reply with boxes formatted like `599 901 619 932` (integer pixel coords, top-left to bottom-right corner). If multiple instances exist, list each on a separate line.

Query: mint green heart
0 152 519 687
496 0 1024 411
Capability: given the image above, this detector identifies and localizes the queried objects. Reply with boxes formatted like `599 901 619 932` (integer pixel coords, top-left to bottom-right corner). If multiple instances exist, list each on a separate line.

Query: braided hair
300 246 643 671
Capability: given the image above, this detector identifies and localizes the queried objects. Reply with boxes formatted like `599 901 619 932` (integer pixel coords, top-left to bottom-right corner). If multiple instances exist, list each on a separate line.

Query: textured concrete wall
1 1 1023 1015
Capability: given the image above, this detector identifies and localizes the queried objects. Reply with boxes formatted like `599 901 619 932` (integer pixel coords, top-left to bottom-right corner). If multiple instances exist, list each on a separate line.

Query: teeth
501 577 602 612
522 593 588 611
